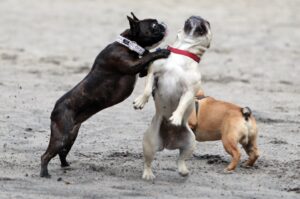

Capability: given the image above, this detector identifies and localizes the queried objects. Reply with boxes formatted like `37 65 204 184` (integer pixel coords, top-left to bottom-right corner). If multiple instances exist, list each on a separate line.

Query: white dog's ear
206 21 210 28
177 29 184 40
206 24 212 47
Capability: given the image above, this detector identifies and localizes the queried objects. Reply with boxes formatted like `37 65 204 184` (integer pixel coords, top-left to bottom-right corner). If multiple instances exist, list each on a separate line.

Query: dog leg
58 124 81 167
222 134 241 171
177 127 196 176
40 110 76 178
40 121 64 178
133 66 154 109
142 115 162 180
170 90 194 126
243 134 259 167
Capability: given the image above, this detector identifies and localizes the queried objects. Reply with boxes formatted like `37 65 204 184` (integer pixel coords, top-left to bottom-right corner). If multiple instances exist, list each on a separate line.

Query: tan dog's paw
169 112 182 126
133 95 149 109
142 169 155 181
242 164 252 169
222 168 235 174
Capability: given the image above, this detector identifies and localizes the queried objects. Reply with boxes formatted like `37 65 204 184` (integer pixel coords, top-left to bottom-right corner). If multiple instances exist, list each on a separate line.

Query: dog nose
160 22 167 30
160 22 168 35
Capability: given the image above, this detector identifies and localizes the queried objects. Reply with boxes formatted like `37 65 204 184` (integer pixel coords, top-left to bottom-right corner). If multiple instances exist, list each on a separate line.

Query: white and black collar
116 35 146 56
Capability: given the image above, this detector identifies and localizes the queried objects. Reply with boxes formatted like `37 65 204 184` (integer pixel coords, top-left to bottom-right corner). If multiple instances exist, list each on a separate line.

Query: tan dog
188 90 259 171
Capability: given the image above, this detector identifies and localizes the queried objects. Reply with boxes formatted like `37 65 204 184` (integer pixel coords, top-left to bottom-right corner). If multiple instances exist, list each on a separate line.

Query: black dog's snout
160 22 167 30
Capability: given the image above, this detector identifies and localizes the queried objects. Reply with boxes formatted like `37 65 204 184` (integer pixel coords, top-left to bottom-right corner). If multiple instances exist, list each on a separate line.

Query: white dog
133 16 212 180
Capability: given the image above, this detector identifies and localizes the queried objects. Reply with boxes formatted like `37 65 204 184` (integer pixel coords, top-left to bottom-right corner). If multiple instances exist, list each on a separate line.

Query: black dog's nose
159 22 167 35
160 22 167 30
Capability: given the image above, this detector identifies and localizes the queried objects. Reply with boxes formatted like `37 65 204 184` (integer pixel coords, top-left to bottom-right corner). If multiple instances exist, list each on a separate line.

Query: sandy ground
0 0 299 198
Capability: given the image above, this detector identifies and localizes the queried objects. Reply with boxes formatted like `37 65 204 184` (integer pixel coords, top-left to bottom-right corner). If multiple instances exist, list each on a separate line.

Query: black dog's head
126 12 166 48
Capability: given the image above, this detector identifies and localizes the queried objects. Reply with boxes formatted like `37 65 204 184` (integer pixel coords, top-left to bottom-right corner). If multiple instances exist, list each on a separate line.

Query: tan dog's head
176 16 212 54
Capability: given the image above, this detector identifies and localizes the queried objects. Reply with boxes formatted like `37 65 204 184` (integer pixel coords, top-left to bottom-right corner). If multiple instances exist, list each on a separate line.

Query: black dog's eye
152 23 158 30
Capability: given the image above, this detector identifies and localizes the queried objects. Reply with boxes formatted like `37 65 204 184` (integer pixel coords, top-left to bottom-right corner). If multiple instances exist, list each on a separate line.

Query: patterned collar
116 35 145 56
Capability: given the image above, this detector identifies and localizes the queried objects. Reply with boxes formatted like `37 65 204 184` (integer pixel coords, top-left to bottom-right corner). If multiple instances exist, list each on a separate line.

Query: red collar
167 46 200 63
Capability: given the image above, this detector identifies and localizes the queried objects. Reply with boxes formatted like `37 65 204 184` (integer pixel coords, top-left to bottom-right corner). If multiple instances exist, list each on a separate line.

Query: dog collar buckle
116 35 145 56
167 46 200 63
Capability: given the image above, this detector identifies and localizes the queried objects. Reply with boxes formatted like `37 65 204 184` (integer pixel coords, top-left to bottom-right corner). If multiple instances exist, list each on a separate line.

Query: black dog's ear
127 16 139 35
130 12 139 21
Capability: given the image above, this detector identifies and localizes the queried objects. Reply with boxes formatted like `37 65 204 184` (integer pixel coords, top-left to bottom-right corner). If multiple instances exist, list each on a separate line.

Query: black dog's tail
241 106 252 121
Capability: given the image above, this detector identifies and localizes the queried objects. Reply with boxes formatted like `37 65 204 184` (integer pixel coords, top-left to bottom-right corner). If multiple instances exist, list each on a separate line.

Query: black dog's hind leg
40 110 76 177
59 124 81 167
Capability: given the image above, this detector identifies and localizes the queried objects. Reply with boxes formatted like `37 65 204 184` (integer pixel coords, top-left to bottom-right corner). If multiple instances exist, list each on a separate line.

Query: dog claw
133 95 149 109
142 170 155 181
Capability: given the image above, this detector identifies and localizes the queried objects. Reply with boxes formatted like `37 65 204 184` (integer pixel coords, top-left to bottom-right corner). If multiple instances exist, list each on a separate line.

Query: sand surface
0 0 299 198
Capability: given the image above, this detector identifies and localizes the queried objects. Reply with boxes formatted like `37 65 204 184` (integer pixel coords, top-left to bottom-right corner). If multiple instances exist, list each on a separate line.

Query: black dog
40 13 170 177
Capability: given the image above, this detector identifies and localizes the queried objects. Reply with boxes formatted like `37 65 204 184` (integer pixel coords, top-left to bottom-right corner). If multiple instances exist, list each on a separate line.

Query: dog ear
127 16 139 35
130 12 139 21
205 21 210 28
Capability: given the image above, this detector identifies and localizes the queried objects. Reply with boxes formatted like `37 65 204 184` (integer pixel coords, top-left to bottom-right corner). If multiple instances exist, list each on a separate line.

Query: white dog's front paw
169 113 182 126
142 169 155 181
133 95 149 109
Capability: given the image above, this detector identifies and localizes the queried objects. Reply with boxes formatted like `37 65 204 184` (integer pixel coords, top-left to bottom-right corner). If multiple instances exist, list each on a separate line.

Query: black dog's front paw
139 67 149 77
156 49 170 58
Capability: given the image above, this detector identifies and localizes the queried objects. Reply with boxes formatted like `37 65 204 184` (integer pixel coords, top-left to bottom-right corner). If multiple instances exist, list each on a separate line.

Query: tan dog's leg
142 115 162 180
222 133 241 171
177 127 196 176
243 133 259 167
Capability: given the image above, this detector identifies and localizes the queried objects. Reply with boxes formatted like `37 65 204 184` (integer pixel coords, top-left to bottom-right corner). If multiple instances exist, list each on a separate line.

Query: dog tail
241 106 252 121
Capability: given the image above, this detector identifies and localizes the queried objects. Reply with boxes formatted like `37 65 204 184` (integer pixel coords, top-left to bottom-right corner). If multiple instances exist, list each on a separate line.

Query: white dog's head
176 16 212 54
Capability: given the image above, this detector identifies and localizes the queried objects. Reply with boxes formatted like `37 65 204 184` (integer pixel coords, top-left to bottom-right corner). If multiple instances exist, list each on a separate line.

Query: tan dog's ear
195 89 205 97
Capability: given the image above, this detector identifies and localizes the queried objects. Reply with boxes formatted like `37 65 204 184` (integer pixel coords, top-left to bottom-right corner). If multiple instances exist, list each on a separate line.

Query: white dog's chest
153 58 201 116
156 72 183 97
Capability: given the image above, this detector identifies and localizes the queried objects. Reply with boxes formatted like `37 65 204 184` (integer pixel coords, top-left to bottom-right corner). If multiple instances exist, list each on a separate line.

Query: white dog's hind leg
177 127 196 176
169 90 194 126
142 114 162 180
